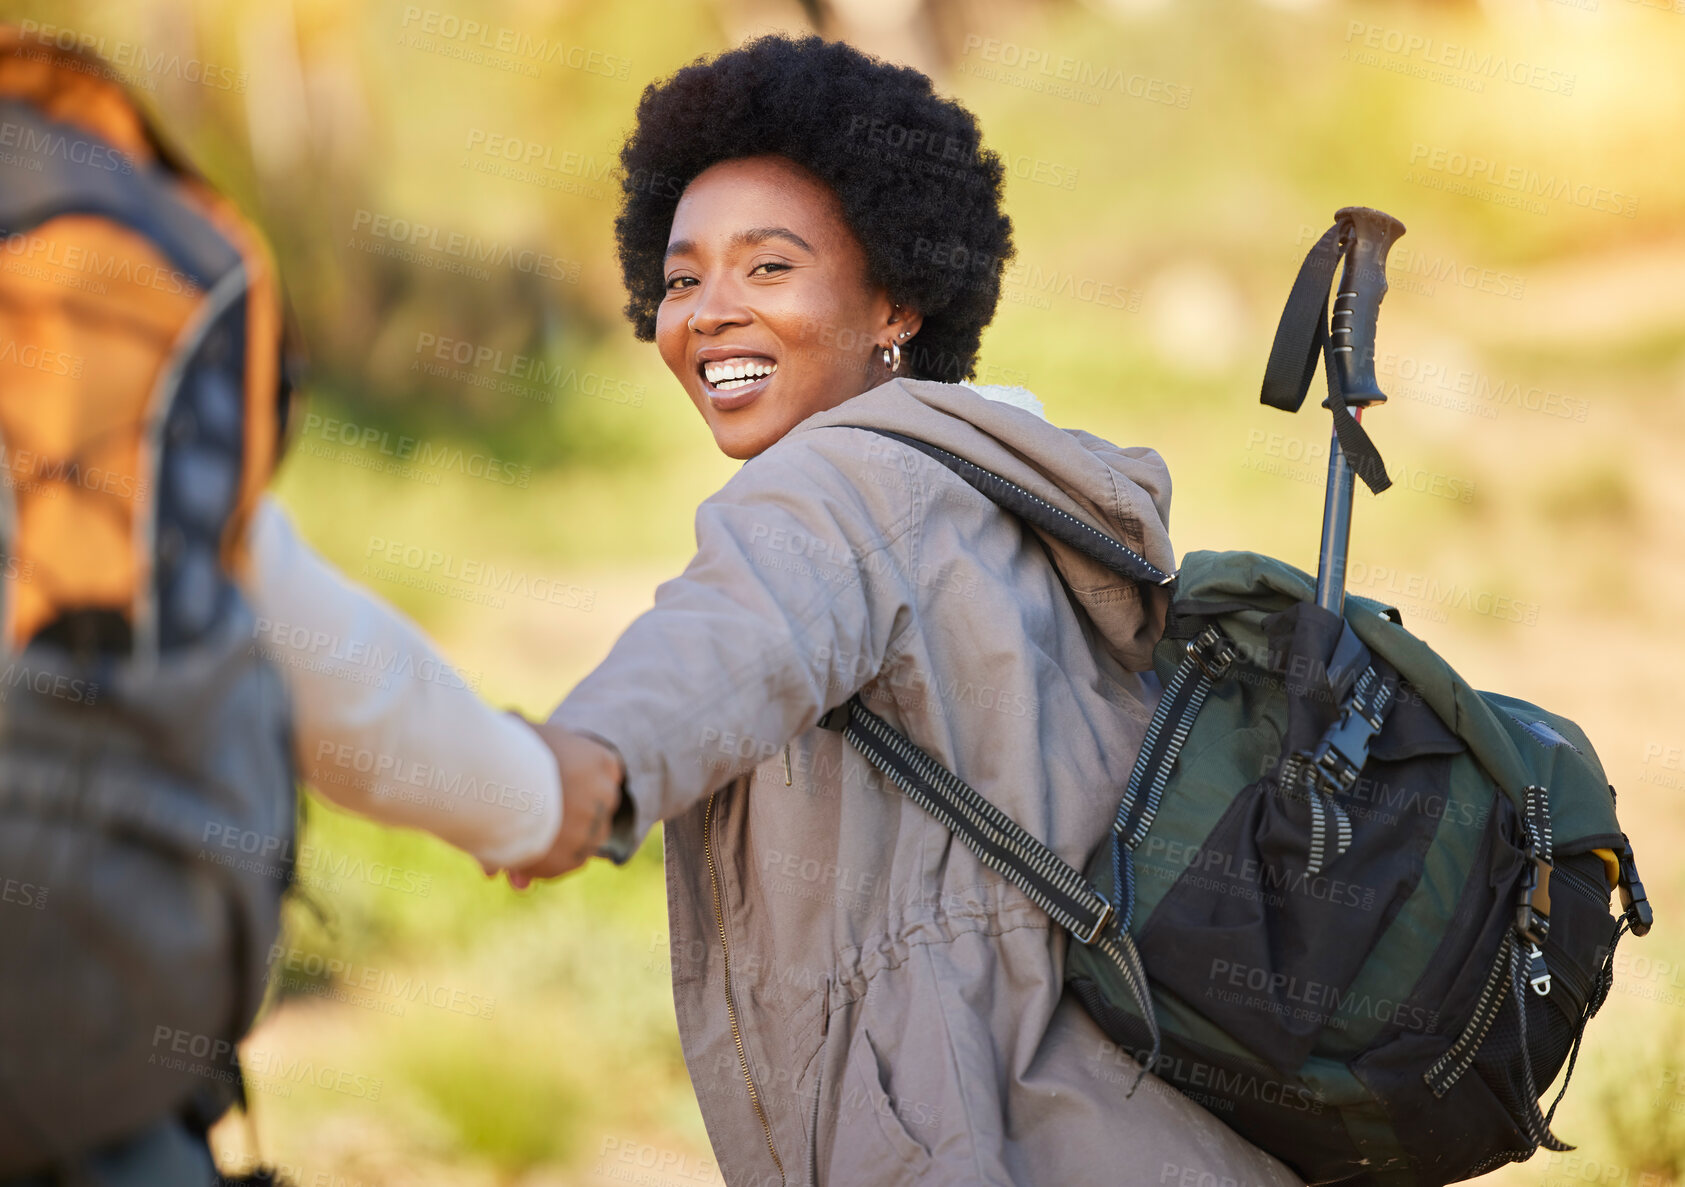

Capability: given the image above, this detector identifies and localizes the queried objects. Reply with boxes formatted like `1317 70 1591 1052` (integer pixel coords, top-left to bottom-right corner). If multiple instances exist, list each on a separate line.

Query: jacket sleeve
547 430 920 859
240 495 563 869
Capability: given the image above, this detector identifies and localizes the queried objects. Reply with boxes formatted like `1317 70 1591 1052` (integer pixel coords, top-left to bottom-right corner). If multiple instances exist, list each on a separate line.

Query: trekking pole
1313 207 1406 615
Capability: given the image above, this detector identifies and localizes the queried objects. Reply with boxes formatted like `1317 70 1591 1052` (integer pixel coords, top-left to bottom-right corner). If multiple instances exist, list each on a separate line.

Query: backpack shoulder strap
817 693 1161 1078
831 425 1175 588
809 423 1170 1071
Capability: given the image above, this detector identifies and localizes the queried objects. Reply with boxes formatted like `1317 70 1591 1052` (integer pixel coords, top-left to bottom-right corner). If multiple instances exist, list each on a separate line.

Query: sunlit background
4 0 1682 1181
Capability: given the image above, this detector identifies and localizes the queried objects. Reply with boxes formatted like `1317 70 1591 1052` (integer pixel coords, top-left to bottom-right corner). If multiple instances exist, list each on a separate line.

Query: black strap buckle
1071 902 1115 947
1515 854 1553 949
1308 738 1364 797
1617 834 1653 937
1303 667 1396 798
1185 624 1237 681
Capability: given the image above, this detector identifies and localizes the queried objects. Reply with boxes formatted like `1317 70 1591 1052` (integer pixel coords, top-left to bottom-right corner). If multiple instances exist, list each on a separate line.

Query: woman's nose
687 277 750 334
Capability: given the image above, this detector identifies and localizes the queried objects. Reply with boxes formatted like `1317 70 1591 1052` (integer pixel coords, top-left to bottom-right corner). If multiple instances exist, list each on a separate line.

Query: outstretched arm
534 431 919 871
240 495 563 871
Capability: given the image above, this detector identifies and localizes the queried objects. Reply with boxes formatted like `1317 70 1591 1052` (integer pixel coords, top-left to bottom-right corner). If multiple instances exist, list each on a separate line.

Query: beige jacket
552 379 1301 1187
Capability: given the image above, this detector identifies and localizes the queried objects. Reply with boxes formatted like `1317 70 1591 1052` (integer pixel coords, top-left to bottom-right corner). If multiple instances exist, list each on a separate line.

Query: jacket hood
794 377 1176 670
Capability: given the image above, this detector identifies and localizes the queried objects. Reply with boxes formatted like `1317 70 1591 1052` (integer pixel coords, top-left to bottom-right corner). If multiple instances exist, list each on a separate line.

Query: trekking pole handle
1327 206 1406 408
1314 206 1405 616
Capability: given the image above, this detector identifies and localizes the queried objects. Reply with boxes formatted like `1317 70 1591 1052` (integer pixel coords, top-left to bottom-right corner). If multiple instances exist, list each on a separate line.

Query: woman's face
657 155 920 460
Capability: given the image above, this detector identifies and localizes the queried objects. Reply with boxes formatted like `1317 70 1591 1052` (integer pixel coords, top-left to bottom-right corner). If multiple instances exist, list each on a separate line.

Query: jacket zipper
807 998 827 1187
704 790 786 1183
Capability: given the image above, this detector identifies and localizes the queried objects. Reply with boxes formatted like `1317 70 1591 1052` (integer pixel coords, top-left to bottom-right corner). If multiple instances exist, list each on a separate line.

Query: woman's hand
503 718 626 887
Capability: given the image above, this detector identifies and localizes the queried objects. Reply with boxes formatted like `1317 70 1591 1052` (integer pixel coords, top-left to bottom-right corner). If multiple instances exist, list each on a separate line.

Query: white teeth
702 357 777 387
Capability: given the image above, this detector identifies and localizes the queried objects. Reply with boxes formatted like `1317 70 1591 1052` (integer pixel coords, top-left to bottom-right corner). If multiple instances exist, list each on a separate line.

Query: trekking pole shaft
1314 413 1362 614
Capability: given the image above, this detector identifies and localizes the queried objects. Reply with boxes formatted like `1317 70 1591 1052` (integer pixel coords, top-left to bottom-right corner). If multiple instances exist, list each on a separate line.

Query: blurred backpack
0 28 297 1177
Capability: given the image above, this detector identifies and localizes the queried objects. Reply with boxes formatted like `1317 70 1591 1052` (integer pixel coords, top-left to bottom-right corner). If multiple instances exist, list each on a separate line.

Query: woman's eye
750 262 790 277
665 275 696 291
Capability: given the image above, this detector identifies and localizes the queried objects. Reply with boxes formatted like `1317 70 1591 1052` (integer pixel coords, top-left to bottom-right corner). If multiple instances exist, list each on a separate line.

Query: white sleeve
239 495 562 869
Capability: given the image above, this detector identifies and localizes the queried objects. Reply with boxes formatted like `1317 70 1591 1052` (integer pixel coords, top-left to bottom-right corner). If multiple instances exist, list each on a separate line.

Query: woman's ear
885 303 924 347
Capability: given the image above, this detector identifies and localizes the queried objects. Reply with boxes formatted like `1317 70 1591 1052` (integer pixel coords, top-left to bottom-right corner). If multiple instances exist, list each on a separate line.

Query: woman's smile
696 348 779 410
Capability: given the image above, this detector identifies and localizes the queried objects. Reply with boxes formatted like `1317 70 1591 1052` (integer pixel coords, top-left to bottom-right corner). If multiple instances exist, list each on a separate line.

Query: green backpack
818 441 1650 1187
1062 548 1647 1185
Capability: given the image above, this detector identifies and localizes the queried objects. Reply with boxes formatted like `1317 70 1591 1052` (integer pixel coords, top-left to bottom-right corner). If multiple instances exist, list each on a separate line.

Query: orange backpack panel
0 29 286 652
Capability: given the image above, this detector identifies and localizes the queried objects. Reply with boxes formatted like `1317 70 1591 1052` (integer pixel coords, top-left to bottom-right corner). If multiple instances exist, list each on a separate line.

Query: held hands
494 717 626 888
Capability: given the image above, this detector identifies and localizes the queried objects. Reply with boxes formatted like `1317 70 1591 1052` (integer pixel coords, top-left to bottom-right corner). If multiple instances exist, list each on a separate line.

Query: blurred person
0 29 560 1185
515 35 1301 1187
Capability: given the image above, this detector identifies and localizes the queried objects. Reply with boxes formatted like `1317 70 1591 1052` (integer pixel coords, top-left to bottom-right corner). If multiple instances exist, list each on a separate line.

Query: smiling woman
658 155 924 457
519 32 1303 1187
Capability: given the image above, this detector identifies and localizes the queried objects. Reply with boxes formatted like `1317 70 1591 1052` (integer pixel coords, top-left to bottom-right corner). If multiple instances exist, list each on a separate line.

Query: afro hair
614 34 1014 383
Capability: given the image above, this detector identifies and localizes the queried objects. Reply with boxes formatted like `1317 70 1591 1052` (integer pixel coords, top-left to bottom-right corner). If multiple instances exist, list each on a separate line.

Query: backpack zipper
1551 859 1610 909
704 790 786 1183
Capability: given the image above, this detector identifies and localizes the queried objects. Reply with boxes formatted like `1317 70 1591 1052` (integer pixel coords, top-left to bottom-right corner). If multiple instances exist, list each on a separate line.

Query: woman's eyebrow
664 226 815 262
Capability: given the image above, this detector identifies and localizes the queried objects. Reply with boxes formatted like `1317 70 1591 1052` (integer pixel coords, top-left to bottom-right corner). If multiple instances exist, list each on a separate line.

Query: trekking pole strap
1260 222 1392 495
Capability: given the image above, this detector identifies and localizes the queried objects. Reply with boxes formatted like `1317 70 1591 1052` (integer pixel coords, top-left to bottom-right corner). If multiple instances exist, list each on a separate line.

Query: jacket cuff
599 782 639 865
